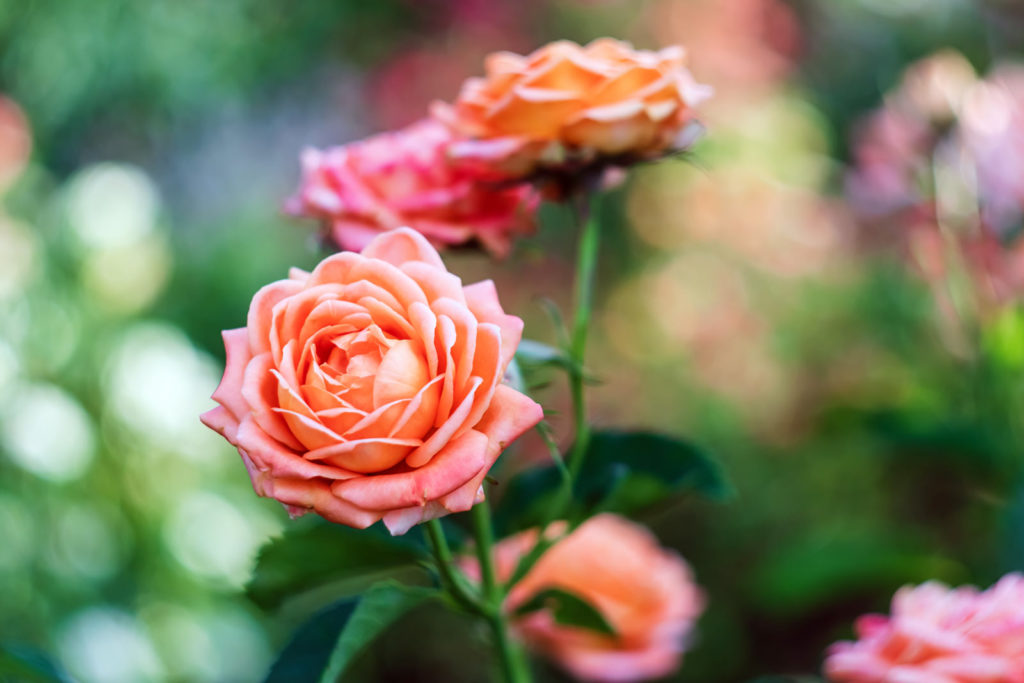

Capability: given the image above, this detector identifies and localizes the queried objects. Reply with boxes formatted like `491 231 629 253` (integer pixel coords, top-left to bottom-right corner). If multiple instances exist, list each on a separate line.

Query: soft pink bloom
826 574 1024 683
464 515 705 682
200 228 543 535
287 119 539 258
431 38 711 179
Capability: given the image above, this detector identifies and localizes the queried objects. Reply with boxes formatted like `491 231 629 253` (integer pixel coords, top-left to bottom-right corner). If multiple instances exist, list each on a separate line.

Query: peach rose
825 574 1024 683
200 228 543 535
286 119 539 258
432 38 711 178
464 514 705 682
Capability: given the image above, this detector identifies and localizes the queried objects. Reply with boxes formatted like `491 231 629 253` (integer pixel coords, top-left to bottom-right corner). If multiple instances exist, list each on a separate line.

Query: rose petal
332 428 491 511
463 279 524 368
211 328 251 422
361 226 446 271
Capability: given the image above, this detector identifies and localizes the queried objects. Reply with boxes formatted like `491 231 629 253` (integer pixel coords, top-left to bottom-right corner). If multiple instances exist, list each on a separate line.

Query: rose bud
200 228 543 535
431 38 711 185
463 514 705 682
286 119 539 259
825 574 1024 683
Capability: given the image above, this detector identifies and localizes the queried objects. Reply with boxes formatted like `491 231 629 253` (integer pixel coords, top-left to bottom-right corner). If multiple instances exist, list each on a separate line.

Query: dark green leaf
495 430 730 533
319 584 438 683
513 587 616 637
264 583 438 683
247 519 427 610
577 431 732 508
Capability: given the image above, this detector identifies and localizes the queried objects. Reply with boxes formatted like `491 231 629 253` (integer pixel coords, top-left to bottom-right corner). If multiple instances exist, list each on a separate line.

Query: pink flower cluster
826 574 1024 683
287 120 539 258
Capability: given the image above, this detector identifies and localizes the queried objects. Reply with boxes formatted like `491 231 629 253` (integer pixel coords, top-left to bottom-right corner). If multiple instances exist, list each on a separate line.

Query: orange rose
200 228 543 535
432 38 711 178
465 515 705 682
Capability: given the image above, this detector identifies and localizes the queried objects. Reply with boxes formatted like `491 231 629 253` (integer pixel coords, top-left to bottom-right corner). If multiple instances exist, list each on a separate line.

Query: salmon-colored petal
304 437 421 465
434 314 458 424
381 500 450 536
389 375 443 440
200 405 240 443
361 226 446 271
322 439 417 473
268 478 380 529
522 51 612 93
288 267 310 282
241 352 303 451
485 51 528 78
430 297 479 397
235 415 360 481
408 302 439 375
459 323 504 430
474 384 544 457
562 110 658 156
406 376 483 468
373 340 429 408
211 328 251 422
332 428 490 511
274 406 346 451
400 261 464 305
485 87 583 138
247 279 303 355
343 398 409 440
463 279 524 369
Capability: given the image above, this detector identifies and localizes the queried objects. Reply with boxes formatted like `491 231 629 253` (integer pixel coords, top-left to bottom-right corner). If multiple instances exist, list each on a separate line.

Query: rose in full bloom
200 228 543 535
825 574 1024 683
463 514 705 682
431 38 711 179
287 119 539 258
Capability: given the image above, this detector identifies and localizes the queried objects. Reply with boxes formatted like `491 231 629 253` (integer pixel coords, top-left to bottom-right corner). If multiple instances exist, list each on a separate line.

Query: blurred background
2 0 1024 681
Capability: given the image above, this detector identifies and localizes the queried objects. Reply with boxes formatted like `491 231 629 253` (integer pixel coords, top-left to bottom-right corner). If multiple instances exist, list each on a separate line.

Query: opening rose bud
462 514 706 682
200 228 543 535
286 119 540 259
431 38 712 184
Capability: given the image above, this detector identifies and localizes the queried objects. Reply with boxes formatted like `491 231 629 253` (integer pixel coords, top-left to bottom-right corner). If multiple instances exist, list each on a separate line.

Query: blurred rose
200 228 543 534
826 574 1024 683
287 119 539 258
464 514 704 682
432 38 710 178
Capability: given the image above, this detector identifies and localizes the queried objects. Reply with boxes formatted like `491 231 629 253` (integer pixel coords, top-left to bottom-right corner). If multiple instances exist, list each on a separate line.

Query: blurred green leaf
0 642 73 683
515 339 571 368
575 430 733 514
513 587 616 637
247 520 427 610
319 583 439 683
751 535 965 617
264 583 437 683
495 430 729 533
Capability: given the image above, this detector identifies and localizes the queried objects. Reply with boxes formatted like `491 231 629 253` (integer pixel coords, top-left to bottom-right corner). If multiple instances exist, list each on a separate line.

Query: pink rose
287 119 539 258
464 514 705 682
200 228 543 534
826 574 1024 683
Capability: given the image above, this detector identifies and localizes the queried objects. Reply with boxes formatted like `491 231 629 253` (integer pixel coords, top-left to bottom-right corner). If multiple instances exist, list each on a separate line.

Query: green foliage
318 584 439 683
264 583 437 683
0 643 72 683
247 519 427 610
496 430 730 534
512 587 616 638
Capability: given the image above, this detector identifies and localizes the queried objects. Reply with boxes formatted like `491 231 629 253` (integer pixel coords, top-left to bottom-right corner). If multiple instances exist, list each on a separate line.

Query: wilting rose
464 514 704 682
287 119 539 258
432 38 711 178
825 574 1024 683
200 228 543 535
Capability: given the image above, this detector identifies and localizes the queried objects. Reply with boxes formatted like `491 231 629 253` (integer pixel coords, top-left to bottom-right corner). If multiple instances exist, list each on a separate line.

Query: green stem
504 194 600 591
567 195 600 479
423 519 478 613
471 503 531 683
